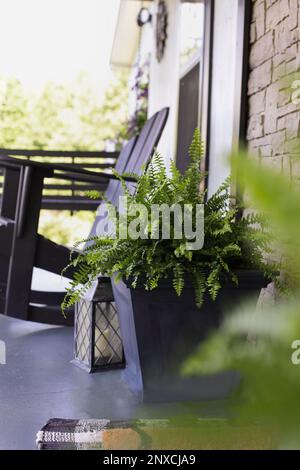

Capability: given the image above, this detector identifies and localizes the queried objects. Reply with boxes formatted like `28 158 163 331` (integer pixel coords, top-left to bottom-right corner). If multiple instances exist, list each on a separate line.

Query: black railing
0 148 119 211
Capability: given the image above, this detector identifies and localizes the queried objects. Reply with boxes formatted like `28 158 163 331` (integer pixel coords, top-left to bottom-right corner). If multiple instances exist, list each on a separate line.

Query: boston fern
62 129 273 312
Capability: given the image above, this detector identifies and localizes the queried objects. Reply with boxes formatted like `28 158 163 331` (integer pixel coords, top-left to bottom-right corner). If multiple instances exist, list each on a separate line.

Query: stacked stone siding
247 0 300 178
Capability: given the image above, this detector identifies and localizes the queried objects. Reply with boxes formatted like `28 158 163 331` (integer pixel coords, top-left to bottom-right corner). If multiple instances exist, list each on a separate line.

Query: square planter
112 270 269 402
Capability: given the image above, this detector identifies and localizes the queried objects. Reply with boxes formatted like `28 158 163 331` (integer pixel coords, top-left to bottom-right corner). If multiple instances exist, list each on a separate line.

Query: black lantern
73 277 125 373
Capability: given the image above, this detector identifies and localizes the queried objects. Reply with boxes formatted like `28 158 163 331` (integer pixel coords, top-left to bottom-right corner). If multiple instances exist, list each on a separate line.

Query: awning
110 0 153 68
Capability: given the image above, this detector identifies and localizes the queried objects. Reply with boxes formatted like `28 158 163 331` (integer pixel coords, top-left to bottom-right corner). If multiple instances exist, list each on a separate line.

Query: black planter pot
112 270 269 403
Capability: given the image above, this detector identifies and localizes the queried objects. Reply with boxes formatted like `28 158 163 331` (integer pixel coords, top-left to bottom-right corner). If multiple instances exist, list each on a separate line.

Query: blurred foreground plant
183 148 300 448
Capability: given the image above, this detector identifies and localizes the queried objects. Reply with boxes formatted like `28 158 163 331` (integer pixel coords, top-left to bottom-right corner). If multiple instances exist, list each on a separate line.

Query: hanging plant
126 57 150 140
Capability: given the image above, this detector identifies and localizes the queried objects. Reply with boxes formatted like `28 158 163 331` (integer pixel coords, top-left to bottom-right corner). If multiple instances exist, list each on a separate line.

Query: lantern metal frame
72 277 125 373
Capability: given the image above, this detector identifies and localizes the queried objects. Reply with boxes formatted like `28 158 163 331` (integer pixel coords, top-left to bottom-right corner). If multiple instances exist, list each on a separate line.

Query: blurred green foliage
0 72 129 244
38 210 94 248
0 72 129 150
183 148 300 448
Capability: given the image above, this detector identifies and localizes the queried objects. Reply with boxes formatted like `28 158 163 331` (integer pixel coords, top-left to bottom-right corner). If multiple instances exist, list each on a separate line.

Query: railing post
0 167 21 309
4 167 51 319
0 166 21 220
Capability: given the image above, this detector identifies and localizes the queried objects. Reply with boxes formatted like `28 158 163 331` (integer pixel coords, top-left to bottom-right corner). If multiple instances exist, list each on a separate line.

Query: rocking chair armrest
0 154 138 183
53 170 138 184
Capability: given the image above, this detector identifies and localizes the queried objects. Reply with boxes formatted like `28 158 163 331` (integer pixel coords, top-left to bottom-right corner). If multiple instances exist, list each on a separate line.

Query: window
179 1 204 68
176 1 205 173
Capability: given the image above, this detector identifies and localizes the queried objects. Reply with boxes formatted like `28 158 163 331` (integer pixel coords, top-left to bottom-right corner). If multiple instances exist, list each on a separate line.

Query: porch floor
0 314 231 450
0 314 140 450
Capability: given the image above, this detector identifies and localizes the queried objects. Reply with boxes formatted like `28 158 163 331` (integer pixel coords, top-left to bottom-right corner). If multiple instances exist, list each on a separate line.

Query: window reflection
179 1 205 67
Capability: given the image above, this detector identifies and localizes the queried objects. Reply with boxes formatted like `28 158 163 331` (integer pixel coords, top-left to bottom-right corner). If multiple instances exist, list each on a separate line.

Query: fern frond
86 190 102 200
173 265 185 296
62 127 275 314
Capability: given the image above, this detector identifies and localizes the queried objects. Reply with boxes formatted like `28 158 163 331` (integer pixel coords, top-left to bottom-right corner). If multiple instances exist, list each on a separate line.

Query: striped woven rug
36 418 276 450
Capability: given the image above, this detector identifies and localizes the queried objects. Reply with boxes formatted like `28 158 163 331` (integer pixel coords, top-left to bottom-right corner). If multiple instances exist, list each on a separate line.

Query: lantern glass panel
75 299 92 366
94 302 124 367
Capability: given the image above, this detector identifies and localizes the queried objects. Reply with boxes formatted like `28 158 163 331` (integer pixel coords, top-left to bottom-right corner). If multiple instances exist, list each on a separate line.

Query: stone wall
247 0 300 177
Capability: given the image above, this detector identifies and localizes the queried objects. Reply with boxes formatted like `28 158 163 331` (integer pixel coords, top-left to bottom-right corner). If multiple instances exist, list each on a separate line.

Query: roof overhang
110 0 153 69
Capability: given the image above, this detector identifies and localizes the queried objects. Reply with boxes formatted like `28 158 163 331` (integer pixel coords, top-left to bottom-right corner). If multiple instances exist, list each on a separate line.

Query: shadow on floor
0 314 140 450
0 314 232 450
